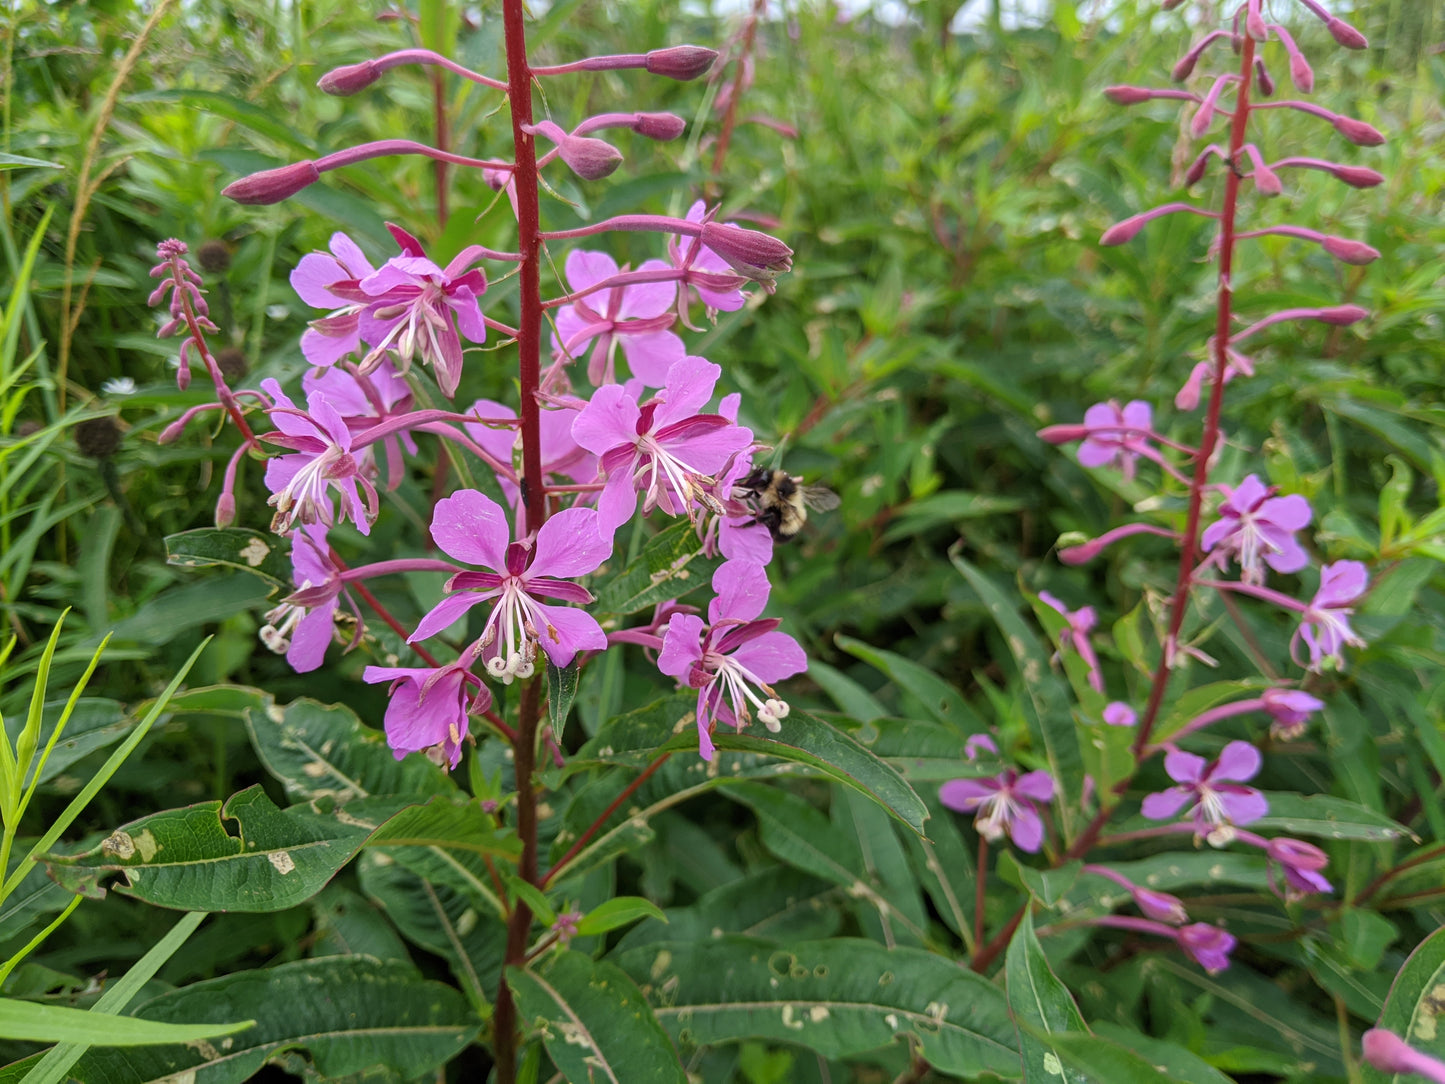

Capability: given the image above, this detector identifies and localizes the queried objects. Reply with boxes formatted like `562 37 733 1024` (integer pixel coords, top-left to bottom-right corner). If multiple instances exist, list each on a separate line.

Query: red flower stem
971 902 1026 973
493 4 546 1079
540 752 673 889
172 284 258 447
1355 842 1445 905
1131 32 1256 759
974 835 988 952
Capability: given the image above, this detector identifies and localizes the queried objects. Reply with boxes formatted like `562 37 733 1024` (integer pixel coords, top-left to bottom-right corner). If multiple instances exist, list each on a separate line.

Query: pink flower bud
1333 164 1385 188
318 60 382 95
215 492 237 528
698 222 793 284
1254 58 1275 97
1101 217 1146 246
1190 101 1214 137
1172 54 1198 82
1245 2 1267 42
1289 53 1313 94
645 45 718 81
1253 163 1282 196
1266 837 1328 871
1135 887 1188 925
1321 236 1380 265
1037 423 1092 444
1105 85 1155 105
559 135 624 180
1316 304 1370 326
1333 115 1386 146
1327 18 1368 50
1103 702 1138 728
222 160 321 205
1362 1029 1445 1084
632 112 687 140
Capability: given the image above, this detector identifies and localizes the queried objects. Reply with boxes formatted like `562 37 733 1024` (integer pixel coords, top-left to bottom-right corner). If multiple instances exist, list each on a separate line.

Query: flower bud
1288 53 1313 94
1252 162 1282 196
1333 115 1386 146
222 160 321 205
318 59 382 95
1101 215 1148 246
1332 164 1385 188
698 222 793 284
215 492 237 528
1245 4 1267 42
1037 423 1091 444
1327 18 1368 50
1135 888 1188 925
1321 236 1380 265
1361 1029 1445 1083
1266 837 1328 871
631 112 687 140
559 135 624 180
645 45 718 81
1105 85 1155 105
1103 702 1137 728
1254 58 1275 97
1316 304 1370 326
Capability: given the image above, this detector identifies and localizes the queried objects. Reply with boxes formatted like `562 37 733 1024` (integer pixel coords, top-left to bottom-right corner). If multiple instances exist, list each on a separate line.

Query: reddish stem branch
541 753 673 889
1131 33 1257 757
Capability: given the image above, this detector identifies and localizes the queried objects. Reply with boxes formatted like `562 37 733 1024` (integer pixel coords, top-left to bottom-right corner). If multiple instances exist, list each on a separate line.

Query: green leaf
128 89 318 154
507 951 686 1084
164 528 292 591
97 575 273 648
1034 1031 1193 1084
834 634 983 732
41 786 380 912
4 699 129 788
245 695 456 804
0 998 250 1045
615 936 1020 1077
1089 1024 1236 1084
999 855 1081 908
1006 910 1091 1083
545 659 580 745
1151 680 1270 745
590 521 721 617
577 896 668 938
68 956 477 1083
1252 793 1412 842
1363 925 1445 1084
0 154 62 171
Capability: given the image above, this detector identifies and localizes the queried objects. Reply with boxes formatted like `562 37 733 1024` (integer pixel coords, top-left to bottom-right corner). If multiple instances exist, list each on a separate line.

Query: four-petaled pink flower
939 768 1056 852
1294 560 1368 672
666 201 749 328
260 523 345 673
1202 474 1312 584
1176 922 1236 974
352 224 488 399
572 356 753 537
657 561 807 761
1261 687 1323 740
363 642 492 768
1142 740 1268 844
290 231 377 366
1267 837 1333 900
552 249 684 386
408 489 611 681
1038 591 1104 693
1077 400 1153 480
261 378 378 536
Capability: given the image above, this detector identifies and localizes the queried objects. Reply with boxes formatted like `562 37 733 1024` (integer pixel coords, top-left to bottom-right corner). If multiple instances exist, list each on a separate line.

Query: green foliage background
2 0 1444 1081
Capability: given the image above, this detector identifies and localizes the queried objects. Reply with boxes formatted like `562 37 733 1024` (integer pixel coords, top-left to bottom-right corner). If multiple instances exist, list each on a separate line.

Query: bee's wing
801 485 841 512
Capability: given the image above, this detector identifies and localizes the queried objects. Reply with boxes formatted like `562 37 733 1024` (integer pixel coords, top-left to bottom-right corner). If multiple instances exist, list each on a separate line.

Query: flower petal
939 778 995 811
572 384 641 456
730 630 807 685
1013 770 1056 803
1163 748 1207 785
409 591 487 643
431 489 511 570
658 613 706 680
1010 807 1045 852
531 602 607 667
1211 740 1261 783
1141 786 1194 820
530 506 612 579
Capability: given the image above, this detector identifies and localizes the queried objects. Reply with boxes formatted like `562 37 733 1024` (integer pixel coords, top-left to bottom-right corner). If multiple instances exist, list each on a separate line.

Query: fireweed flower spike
939 767 1055 853
657 561 807 761
1038 591 1105 693
1201 474 1312 584
551 249 684 386
407 490 611 681
571 355 753 536
363 641 493 768
261 378 378 536
1142 740 1268 844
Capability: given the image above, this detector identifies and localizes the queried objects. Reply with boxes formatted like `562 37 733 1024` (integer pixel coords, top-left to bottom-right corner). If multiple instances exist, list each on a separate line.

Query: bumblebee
736 467 840 542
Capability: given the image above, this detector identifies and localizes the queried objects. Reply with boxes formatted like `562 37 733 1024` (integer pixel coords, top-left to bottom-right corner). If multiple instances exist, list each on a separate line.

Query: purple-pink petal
572 384 641 455
658 613 706 680
1262 492 1312 531
654 356 722 428
531 602 607 667
1215 785 1269 825
729 630 807 685
408 591 488 644
1010 807 1045 852
530 506 611 579
620 329 686 387
709 560 771 625
1163 748 1207 785
939 777 998 811
1013 770 1056 803
1211 740 1262 783
1316 560 1369 607
565 248 619 293
287 600 337 673
1141 786 1194 820
430 489 511 571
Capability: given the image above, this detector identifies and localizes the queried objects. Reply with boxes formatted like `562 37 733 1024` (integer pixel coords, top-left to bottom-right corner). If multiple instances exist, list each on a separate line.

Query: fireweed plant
58 2 1433 1082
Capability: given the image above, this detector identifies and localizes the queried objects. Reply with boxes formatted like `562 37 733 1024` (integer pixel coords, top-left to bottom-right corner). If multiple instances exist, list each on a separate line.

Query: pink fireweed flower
363 641 492 768
1294 560 1368 672
552 249 684 386
464 400 596 529
1265 836 1333 900
1262 687 1324 740
351 224 488 398
261 378 378 536
1176 923 1237 974
1076 400 1153 481
303 361 416 487
1038 591 1104 693
290 231 378 367
1142 741 1268 844
940 768 1054 852
657 561 807 761
1103 702 1137 727
698 445 774 564
572 356 754 537
1202 474 1312 584
1362 1029 1445 1084
666 201 749 328
407 489 610 680
260 523 345 673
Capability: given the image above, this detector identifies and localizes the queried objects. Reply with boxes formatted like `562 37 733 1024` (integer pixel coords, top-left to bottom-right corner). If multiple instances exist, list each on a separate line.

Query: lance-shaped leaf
545 659 580 745
164 527 292 590
614 936 1019 1076
1363 925 1445 1084
507 951 686 1084
1005 910 1091 1083
1252 793 1411 842
41 786 381 912
67 956 477 1083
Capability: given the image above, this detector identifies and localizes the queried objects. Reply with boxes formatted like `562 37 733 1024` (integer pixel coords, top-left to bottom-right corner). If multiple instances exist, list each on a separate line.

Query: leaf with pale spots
612 935 1019 1076
507 950 686 1084
1005 910 1092 1084
1362 925 1445 1084
591 519 723 617
164 526 292 590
